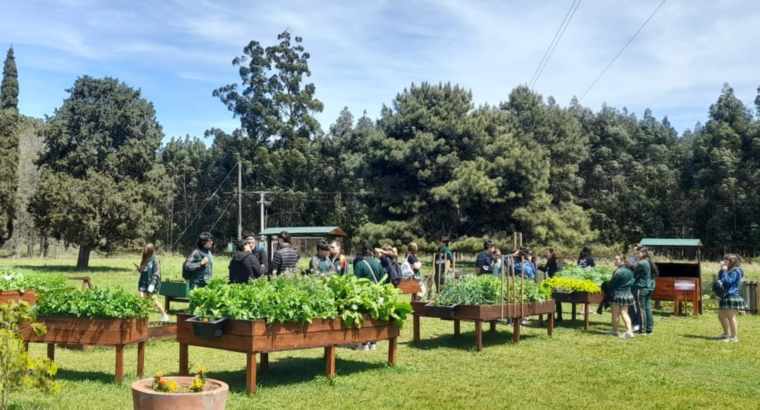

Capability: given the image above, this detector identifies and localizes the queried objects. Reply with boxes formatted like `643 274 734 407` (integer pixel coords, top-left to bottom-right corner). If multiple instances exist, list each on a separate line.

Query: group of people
135 234 750 343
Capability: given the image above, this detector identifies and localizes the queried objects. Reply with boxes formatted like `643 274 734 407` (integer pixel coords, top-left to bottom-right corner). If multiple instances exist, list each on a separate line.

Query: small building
258 226 349 261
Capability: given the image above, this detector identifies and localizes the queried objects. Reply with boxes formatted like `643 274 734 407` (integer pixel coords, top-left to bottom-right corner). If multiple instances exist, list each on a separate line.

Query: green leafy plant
325 274 413 328
434 276 548 305
0 268 67 293
34 288 154 319
0 300 59 410
540 277 602 293
555 266 612 285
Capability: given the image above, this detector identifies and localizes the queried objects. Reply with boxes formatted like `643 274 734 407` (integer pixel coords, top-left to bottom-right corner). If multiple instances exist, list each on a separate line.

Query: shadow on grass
55 368 120 385
11 264 129 273
203 356 389 393
681 334 718 340
408 330 540 351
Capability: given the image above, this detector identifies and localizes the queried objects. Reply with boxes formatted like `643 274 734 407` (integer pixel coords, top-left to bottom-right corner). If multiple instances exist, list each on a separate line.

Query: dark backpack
182 250 198 280
387 258 402 287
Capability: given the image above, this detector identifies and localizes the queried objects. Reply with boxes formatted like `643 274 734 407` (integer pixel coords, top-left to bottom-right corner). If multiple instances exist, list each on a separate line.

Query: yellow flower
155 372 163 378
198 365 206 373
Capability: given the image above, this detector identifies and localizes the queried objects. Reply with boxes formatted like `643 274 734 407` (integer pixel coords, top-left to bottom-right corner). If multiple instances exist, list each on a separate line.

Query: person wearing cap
475 240 496 276
433 237 454 292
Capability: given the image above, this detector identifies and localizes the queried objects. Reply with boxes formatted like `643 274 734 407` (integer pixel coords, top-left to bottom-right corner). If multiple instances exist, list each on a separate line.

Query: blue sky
1 0 758 142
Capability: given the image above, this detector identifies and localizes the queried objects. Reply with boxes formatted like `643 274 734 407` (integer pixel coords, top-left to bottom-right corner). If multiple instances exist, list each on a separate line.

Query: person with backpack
475 240 495 276
311 240 337 276
354 241 383 351
243 230 267 276
135 243 169 322
329 240 348 275
228 240 262 284
184 232 214 289
402 242 422 280
715 254 749 342
376 245 402 286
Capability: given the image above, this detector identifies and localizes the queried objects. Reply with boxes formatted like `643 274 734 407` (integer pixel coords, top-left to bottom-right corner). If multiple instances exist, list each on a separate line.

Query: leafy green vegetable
555 266 612 285
34 287 153 319
187 275 413 328
434 275 548 305
540 277 601 293
0 267 67 293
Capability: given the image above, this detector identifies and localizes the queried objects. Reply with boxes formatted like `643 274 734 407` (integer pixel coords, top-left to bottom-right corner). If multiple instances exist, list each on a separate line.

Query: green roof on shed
639 238 702 247
259 226 348 237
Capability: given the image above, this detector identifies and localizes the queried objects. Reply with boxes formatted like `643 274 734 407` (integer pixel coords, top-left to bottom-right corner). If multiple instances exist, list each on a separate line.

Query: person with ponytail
605 255 635 338
135 243 169 322
632 246 658 335
715 254 748 342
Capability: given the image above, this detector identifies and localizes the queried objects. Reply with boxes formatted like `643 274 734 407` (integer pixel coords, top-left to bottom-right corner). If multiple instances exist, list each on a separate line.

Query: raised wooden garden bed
551 291 604 330
159 281 190 312
176 313 400 395
411 300 555 351
0 290 37 306
22 316 148 383
147 321 177 341
397 279 421 301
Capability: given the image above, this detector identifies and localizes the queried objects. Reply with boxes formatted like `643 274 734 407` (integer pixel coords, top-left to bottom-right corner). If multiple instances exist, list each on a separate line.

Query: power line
579 0 668 102
529 0 582 89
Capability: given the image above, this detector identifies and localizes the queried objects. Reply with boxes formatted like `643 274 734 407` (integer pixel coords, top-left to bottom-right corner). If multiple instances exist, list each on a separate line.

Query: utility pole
255 191 271 234
237 155 243 240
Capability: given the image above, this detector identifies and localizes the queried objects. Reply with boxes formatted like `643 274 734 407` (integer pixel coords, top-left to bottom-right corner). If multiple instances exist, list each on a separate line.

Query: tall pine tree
0 46 19 246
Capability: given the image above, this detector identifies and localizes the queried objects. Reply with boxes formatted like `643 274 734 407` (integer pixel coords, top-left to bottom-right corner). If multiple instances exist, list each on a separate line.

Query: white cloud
1 0 759 137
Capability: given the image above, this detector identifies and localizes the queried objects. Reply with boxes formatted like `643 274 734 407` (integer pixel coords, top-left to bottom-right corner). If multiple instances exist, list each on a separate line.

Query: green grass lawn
4 256 760 409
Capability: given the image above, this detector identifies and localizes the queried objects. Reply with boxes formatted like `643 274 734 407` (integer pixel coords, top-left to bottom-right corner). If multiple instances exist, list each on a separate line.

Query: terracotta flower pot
131 377 228 410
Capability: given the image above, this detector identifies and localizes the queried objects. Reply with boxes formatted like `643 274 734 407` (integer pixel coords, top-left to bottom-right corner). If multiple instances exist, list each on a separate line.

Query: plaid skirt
609 292 634 306
719 295 749 310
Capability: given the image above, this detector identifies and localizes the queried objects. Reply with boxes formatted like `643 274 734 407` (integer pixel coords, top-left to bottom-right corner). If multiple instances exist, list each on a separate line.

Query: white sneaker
633 325 641 332
619 332 635 339
723 337 739 343
362 344 370 351
715 334 730 340
160 314 170 322
369 343 377 351
604 329 619 336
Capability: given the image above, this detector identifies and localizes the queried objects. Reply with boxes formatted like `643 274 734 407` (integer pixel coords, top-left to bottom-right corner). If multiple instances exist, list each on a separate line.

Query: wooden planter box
148 321 177 341
0 290 37 306
23 316 148 383
397 279 421 301
176 313 400 394
552 291 605 330
159 281 189 298
412 300 556 351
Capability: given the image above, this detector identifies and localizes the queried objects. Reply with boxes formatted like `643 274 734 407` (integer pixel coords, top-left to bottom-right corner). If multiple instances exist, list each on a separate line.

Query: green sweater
434 246 454 275
185 248 213 288
607 266 633 295
633 259 655 290
354 258 384 283
137 256 161 293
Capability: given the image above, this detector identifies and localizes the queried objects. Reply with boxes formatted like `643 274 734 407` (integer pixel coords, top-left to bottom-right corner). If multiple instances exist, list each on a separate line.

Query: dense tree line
3 32 760 267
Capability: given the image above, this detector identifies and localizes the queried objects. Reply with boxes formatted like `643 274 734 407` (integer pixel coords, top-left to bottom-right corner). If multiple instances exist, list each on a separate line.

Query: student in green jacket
632 246 657 335
135 243 169 322
353 241 383 351
185 232 214 289
433 237 454 293
605 255 635 338
310 239 336 276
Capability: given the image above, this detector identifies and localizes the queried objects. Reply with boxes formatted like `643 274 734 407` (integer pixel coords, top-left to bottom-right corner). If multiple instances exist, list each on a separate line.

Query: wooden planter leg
454 320 461 337
137 342 145 377
47 343 55 361
179 343 189 376
548 312 554 336
572 303 577 321
260 352 269 372
584 303 590 330
513 318 521 344
115 345 124 383
538 314 543 325
489 321 497 332
475 320 483 351
324 346 336 379
164 296 171 313
23 342 29 352
413 315 420 343
388 337 397 366
246 352 257 395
